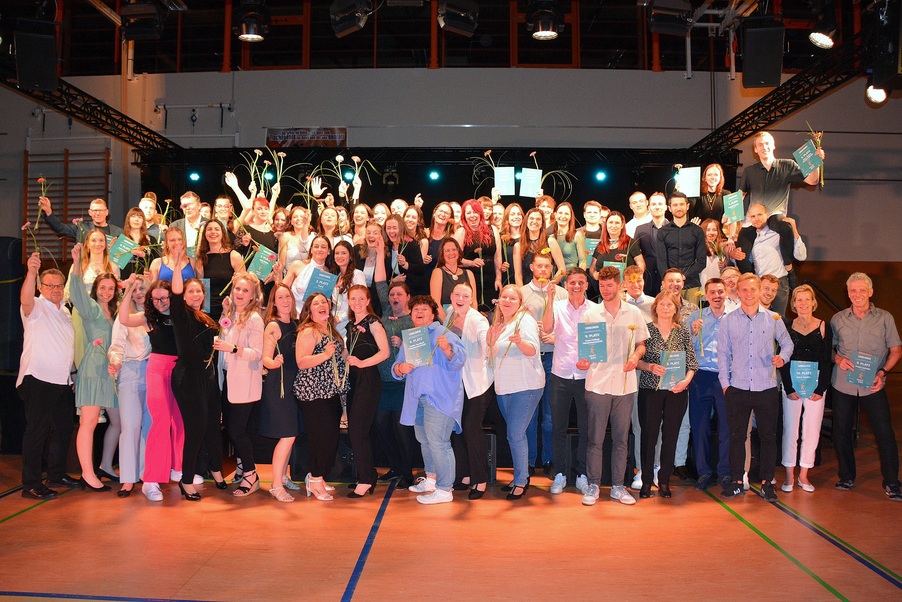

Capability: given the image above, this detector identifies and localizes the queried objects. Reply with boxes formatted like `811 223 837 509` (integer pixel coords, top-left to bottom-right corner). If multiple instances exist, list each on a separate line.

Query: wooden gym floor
0 404 900 602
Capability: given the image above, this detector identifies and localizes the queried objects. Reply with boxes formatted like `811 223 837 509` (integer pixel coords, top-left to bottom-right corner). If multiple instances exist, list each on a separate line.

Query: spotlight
515 171 522 180
263 172 274 181
647 0 693 37
383 166 399 191
438 0 479 38
188 171 201 182
865 84 888 106
344 171 355 181
429 170 440 181
120 2 164 41
808 0 837 49
234 0 270 43
595 171 607 182
527 1 565 41
330 0 373 39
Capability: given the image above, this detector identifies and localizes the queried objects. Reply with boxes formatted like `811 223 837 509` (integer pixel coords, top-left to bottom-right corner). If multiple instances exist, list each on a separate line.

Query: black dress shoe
396 476 414 490
47 475 80 488
500 480 515 493
79 477 111 492
178 482 202 502
378 470 400 482
672 466 690 480
659 483 672 498
213 479 229 490
639 484 652 498
452 481 470 491
23 485 59 500
117 486 133 498
96 468 120 482
468 486 486 500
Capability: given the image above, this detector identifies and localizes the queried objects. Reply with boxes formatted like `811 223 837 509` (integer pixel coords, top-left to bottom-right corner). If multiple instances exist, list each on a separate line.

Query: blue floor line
341 480 397 602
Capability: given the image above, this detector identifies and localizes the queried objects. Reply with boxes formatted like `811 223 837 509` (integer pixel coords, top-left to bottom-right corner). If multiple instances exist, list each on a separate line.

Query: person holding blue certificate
635 292 697 499
777 285 832 493
830 273 902 501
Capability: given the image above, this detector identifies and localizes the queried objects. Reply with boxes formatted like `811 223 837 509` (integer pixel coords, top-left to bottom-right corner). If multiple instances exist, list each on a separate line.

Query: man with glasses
17 253 78 500
169 191 208 253
38 196 122 241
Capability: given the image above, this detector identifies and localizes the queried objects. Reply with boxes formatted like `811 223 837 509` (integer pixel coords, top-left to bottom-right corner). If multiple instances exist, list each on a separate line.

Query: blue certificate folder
304 268 339 301
847 350 879 387
722 191 744 224
247 245 277 280
793 139 824 178
578 322 607 362
659 351 685 390
790 360 819 396
402 325 432 367
109 234 139 269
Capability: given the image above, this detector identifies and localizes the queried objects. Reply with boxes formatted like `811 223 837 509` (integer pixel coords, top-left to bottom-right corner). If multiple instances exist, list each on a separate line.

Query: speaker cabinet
15 31 59 92
742 19 785 89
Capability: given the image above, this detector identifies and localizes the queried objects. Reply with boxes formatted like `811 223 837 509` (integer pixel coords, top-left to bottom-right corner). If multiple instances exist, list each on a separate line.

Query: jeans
674 406 691 467
117 359 147 484
725 387 780 483
689 370 731 479
832 387 900 486
585 391 633 487
781 391 826 469
497 388 543 487
526 353 554 466
548 375 588 477
414 396 458 491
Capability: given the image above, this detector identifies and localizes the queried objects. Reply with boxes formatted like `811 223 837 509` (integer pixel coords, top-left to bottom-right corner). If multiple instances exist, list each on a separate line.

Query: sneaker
742 472 750 491
582 484 600 506
761 482 779 502
610 485 637 505
719 475 733 490
575 474 589 495
694 474 712 491
885 484 902 501
630 471 643 490
142 482 163 502
550 473 567 495
781 481 794 493
282 476 302 491
193 474 205 485
170 469 182 483
835 480 854 491
408 477 436 493
417 489 453 505
721 482 744 499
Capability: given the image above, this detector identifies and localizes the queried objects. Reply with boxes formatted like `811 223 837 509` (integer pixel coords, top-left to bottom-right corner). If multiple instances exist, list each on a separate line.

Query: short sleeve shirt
831 304 902 395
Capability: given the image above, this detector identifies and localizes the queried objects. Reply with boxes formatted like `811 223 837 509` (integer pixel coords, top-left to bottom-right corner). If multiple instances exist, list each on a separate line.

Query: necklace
443 266 460 281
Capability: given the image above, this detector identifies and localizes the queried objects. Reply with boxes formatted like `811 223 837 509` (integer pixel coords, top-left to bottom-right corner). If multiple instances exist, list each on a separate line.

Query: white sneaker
582 483 600 506
417 489 453 505
170 469 182 482
610 485 637 505
575 474 589 495
743 472 750 491
142 482 163 502
408 477 436 493
550 473 567 495
630 471 643 490
193 474 205 485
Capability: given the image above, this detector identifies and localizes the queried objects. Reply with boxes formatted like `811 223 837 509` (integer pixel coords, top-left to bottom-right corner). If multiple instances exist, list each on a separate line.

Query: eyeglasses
40 282 65 290
151 296 170 304
88 208 106 213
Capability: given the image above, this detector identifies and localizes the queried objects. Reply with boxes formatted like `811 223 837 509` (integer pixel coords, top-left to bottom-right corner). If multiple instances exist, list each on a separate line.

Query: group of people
17 130 902 507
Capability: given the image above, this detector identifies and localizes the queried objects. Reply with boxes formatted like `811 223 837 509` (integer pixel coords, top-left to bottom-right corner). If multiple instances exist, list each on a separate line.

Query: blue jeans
689 370 731 479
413 396 457 491
118 359 147 484
526 352 554 466
498 388 543 486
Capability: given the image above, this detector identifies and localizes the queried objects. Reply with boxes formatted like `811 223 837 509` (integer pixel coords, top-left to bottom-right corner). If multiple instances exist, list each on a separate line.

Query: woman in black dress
428 237 477 323
692 163 730 225
513 208 566 287
260 283 303 502
345 284 391 497
385 214 427 297
195 219 245 321
499 203 524 287
455 198 502 312
169 261 221 500
424 202 456 280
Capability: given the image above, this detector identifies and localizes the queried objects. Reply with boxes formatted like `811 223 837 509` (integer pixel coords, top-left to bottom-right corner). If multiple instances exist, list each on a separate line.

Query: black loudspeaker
15 30 59 92
742 18 785 89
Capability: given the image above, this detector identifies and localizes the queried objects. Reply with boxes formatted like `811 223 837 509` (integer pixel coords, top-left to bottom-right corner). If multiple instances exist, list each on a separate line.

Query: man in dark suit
633 192 668 297
39 196 122 242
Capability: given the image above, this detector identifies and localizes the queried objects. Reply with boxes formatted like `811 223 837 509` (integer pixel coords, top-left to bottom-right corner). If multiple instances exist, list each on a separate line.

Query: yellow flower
539 247 552 256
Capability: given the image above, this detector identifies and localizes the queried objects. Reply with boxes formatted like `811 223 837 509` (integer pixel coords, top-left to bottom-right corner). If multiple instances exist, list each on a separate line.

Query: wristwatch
231 345 238 354
877 368 887 377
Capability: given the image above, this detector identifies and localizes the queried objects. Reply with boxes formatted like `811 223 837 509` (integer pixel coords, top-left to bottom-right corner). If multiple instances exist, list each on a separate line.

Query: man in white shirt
621 264 653 488
542 267 596 495
18 253 77 500
579 266 648 506
625 191 652 238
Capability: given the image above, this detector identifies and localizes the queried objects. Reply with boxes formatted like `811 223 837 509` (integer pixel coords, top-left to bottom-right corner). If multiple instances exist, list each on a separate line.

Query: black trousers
300 395 342 478
228 401 258 473
451 387 494 485
832 387 900 487
348 367 381 485
725 387 780 483
374 409 417 479
172 364 213 485
18 376 74 488
639 388 688 486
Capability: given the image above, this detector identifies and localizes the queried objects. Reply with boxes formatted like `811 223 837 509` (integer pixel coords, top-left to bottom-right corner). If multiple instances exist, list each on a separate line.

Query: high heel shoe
658 483 672 498
306 477 334 501
178 481 201 502
506 477 530 501
96 468 119 482
468 483 486 500
213 478 228 490
233 471 259 497
117 484 134 498
232 459 244 484
347 484 374 498
306 472 335 492
79 477 111 492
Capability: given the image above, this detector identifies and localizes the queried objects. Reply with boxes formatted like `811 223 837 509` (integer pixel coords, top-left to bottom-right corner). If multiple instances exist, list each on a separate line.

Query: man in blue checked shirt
718 273 793 502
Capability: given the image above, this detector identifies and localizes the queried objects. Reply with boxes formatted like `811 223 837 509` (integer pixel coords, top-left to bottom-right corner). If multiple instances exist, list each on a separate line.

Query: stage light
429 170 440 181
438 0 479 38
234 0 270 42
515 171 522 180
383 166 399 191
330 0 373 39
808 0 837 49
344 171 355 181
595 171 607 182
865 84 888 106
647 0 693 37
120 2 164 41
527 1 565 41
188 171 201 182
263 172 274 181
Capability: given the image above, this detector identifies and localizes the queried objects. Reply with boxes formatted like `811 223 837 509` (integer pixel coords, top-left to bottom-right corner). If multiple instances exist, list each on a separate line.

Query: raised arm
20 253 41 317
118 274 149 328
224 172 252 211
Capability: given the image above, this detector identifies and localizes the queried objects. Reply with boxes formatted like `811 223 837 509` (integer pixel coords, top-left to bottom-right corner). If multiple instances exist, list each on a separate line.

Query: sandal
269 486 295 503
282 476 302 491
233 471 259 497
232 459 245 484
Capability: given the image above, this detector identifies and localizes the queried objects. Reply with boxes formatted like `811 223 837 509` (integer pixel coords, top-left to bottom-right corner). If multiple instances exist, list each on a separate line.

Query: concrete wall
1 67 900 261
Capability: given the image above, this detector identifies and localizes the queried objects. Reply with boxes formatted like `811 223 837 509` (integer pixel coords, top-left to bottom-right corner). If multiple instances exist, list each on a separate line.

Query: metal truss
689 27 873 164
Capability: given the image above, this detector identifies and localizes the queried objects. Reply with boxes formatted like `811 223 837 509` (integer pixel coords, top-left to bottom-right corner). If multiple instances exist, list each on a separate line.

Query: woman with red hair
588 210 645 280
454 198 502 312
